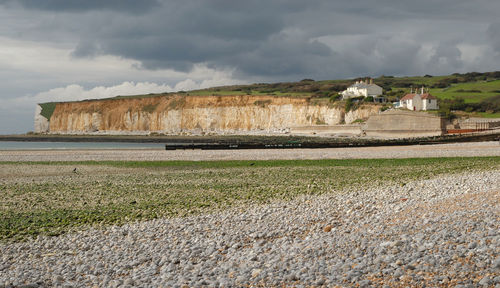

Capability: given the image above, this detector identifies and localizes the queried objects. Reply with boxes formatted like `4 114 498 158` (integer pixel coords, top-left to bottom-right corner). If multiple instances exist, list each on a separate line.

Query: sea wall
35 94 381 135
364 110 445 138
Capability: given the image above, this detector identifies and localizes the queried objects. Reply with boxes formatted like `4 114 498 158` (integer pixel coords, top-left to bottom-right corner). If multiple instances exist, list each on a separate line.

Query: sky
1 0 500 134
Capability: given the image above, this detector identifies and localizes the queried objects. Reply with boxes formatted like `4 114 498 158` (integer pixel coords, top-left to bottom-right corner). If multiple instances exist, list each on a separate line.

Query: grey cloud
226 34 334 78
72 41 102 58
487 22 500 53
338 0 500 21
61 1 359 78
430 41 463 71
2 0 160 13
2 0 500 82
335 35 424 77
175 2 285 40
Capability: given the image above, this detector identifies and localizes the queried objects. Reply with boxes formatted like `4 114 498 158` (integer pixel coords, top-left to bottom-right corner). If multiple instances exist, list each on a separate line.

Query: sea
0 141 165 150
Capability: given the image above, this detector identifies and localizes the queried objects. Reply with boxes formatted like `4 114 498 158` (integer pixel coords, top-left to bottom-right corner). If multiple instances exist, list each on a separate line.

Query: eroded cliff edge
35 94 381 135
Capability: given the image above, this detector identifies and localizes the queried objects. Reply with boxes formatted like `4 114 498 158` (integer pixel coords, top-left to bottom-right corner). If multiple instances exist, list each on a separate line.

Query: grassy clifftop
186 71 500 100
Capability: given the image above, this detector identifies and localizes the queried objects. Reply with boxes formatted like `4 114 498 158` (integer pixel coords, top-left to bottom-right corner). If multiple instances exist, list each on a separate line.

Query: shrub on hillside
438 95 500 115
345 98 353 112
456 89 481 93
329 94 342 102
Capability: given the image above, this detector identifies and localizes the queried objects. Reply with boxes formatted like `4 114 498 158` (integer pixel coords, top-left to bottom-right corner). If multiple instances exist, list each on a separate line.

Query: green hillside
185 71 500 100
184 71 500 118
429 80 500 103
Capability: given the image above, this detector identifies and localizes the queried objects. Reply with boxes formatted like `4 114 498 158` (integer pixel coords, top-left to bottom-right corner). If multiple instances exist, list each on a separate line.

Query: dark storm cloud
226 35 334 78
68 0 295 73
430 41 463 71
487 22 500 53
2 0 500 80
56 0 360 78
2 0 160 13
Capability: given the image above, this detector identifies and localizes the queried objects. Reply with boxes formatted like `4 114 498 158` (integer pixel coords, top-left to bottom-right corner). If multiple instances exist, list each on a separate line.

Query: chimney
370 78 373 84
421 86 424 94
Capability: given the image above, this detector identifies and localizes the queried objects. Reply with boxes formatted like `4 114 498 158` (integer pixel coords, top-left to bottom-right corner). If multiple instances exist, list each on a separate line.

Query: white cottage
399 87 439 111
341 79 383 99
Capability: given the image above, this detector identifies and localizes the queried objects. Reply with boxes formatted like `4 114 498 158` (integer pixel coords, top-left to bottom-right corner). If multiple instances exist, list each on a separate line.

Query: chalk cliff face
36 94 381 134
34 105 50 133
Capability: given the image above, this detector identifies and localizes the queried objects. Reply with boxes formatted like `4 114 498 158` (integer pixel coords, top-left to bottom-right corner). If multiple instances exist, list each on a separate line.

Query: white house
341 78 383 99
399 87 439 111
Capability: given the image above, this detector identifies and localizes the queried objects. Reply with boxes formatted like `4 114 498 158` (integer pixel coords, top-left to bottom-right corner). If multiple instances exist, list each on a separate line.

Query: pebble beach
1 170 499 287
1 142 499 287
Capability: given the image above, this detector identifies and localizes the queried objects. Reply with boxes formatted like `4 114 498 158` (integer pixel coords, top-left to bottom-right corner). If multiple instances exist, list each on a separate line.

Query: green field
1 157 499 242
476 111 500 118
429 80 500 103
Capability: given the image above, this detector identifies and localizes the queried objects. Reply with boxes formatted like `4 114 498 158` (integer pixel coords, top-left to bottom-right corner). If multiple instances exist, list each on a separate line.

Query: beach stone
52 275 64 284
393 268 404 278
315 278 325 285
406 264 416 270
286 274 299 281
251 269 261 278
358 279 371 287
479 276 491 286
493 257 500 269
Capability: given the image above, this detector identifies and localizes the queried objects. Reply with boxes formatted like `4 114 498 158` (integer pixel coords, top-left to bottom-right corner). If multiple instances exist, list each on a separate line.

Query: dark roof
400 93 436 101
348 82 381 89
421 93 436 99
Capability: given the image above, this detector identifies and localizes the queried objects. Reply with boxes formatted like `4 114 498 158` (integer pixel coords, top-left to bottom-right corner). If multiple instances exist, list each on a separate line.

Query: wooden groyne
164 131 500 150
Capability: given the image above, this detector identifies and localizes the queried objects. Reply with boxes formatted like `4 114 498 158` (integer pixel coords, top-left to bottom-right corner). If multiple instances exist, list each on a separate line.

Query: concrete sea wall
364 110 445 138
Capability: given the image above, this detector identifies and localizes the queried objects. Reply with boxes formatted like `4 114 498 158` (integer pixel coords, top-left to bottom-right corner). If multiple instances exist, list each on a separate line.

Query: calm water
0 141 164 150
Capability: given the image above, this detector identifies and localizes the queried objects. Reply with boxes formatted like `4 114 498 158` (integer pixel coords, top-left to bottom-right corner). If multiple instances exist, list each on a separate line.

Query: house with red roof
399 87 438 111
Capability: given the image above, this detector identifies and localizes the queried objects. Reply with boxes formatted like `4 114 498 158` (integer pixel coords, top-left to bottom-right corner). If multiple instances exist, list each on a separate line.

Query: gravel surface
0 141 499 162
1 170 499 287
